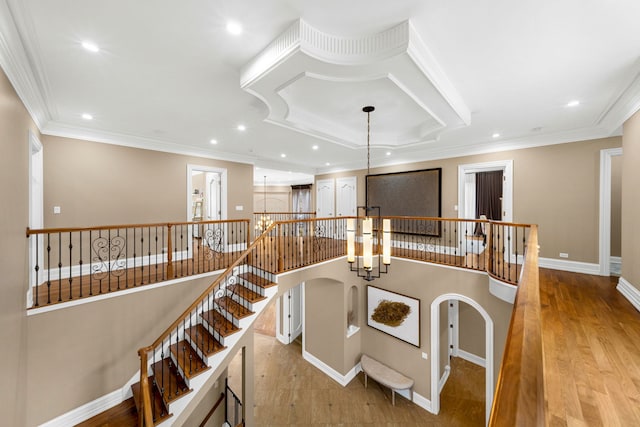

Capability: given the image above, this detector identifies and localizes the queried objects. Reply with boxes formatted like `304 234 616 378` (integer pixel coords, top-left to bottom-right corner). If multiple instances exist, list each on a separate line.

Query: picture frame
367 285 420 347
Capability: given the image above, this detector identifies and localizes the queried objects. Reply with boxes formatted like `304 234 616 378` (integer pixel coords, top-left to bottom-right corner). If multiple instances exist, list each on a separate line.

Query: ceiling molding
241 18 470 150
0 0 52 129
41 121 262 167
315 125 616 174
596 60 640 133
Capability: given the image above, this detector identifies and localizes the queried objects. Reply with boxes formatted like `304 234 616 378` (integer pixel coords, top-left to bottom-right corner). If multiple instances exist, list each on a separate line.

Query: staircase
131 265 277 426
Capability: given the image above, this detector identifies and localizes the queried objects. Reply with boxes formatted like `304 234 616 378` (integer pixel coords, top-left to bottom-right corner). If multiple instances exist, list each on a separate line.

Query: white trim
489 276 517 304
38 387 126 427
599 147 623 276
617 277 640 313
457 350 486 368
538 257 600 275
187 164 228 221
458 160 513 223
431 293 493 426
28 269 223 316
610 256 622 276
302 349 361 387
438 365 451 392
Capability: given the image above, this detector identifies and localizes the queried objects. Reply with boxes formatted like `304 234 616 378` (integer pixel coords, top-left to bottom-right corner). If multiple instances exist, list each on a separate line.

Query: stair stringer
154 276 278 426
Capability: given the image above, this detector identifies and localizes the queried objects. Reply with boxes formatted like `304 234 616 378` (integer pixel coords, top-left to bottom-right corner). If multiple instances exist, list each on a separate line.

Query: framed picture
367 286 420 347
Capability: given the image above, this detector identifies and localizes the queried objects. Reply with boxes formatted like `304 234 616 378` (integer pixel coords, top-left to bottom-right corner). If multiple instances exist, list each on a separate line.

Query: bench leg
364 372 368 389
392 389 396 406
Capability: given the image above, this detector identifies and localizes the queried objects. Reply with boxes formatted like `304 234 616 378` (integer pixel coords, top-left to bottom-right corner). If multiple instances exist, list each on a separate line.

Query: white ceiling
2 0 639 184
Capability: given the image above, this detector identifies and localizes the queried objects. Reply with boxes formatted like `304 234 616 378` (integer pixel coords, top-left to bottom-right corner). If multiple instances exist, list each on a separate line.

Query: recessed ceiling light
81 41 99 53
226 21 243 35
492 133 500 138
280 153 286 158
210 139 218 145
386 151 391 156
567 100 580 107
312 145 319 150
81 113 93 120
325 162 330 166
237 124 246 131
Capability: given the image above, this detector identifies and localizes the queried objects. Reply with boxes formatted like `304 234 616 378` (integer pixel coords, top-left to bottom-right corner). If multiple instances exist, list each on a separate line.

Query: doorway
276 283 303 345
28 130 43 308
599 148 623 276
431 293 494 426
458 160 513 223
186 164 227 221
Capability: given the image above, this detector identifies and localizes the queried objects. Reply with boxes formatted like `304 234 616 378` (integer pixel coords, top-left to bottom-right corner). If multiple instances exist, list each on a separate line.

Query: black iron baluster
78 231 83 298
34 234 40 307
161 227 165 281
133 228 137 287
154 226 159 282
46 233 51 304
68 232 73 300
125 228 129 288
140 230 145 285
88 231 93 296
147 227 151 284
107 229 112 293
57 232 62 302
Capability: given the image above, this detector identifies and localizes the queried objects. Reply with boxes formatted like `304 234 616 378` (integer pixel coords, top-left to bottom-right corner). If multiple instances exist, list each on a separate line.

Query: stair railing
225 378 244 427
25 219 250 308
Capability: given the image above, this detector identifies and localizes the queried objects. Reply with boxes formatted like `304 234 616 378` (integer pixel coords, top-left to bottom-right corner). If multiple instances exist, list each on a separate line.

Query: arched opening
430 293 494 426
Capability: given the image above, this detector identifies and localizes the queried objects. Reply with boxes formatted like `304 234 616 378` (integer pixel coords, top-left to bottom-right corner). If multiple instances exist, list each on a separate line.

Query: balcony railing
25 220 249 308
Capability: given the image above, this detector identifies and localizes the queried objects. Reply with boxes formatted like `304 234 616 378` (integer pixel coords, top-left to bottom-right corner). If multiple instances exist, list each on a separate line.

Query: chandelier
347 106 390 281
255 175 273 233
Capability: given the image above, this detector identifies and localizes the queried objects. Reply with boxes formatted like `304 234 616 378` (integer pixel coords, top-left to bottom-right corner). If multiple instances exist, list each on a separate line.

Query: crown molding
314 125 616 174
41 121 259 166
0 0 53 129
596 59 640 132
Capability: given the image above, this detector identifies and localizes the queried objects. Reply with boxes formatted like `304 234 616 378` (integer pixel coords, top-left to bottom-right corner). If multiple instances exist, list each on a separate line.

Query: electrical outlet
559 252 569 258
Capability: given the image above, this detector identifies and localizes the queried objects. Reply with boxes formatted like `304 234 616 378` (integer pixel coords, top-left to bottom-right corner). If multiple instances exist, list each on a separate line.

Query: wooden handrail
142 221 279 352
252 211 315 215
25 219 249 236
199 392 225 427
489 225 543 426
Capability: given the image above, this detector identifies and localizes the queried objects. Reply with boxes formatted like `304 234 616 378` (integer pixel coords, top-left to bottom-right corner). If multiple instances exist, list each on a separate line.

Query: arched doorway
430 293 494 425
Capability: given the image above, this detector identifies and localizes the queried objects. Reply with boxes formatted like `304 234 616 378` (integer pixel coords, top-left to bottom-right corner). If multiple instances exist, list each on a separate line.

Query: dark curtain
476 170 503 221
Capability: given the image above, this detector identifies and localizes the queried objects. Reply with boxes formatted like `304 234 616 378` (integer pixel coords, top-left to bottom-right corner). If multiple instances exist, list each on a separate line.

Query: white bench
360 354 414 405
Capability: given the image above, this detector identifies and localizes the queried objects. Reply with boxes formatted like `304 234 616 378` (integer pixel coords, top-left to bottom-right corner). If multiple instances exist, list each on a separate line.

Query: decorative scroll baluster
167 224 173 279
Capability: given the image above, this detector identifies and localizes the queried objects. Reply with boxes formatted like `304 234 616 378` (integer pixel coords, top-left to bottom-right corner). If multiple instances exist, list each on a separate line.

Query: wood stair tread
151 358 191 404
132 377 172 426
170 340 210 380
200 309 241 337
227 284 266 303
238 272 276 288
185 324 226 356
216 296 254 319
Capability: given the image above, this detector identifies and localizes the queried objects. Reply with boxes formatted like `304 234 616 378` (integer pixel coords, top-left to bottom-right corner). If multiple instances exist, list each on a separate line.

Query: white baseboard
302 349 361 387
610 256 622 276
538 257 600 275
38 387 125 427
438 365 451 393
617 277 640 313
458 349 486 368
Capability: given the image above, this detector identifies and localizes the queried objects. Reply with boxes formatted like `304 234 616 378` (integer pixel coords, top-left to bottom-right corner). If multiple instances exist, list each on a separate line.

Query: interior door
316 179 335 218
336 176 357 217
277 284 303 344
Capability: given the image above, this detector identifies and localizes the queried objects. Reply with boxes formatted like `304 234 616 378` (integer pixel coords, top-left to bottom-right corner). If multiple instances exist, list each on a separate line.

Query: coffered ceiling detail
241 19 470 149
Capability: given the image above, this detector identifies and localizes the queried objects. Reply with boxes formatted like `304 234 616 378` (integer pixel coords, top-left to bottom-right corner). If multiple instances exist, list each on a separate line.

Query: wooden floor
32 239 241 308
243 332 485 426
540 268 640 426
75 268 640 426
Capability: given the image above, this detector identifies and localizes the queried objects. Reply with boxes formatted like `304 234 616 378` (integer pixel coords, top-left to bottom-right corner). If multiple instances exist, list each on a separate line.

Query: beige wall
0 65 34 427
279 258 512 400
305 278 345 373
459 301 486 358
317 137 622 263
253 184 291 212
26 275 219 426
42 135 253 227
622 110 640 288
610 155 622 258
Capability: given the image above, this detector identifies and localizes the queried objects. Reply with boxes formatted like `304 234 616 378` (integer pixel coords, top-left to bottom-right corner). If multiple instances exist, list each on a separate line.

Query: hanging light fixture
347 106 390 281
255 175 273 233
